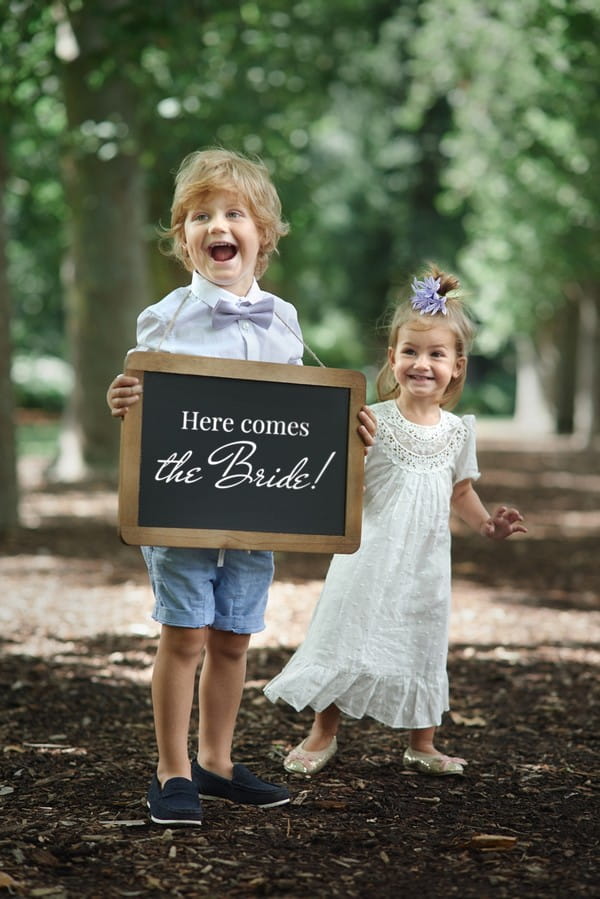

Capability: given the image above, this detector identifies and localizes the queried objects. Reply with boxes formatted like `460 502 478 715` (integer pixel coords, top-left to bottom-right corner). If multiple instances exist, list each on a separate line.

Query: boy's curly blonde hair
376 264 475 410
162 148 289 278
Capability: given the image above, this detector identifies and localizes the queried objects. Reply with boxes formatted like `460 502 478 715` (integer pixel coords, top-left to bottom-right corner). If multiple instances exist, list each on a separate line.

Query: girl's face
182 190 262 296
388 322 465 406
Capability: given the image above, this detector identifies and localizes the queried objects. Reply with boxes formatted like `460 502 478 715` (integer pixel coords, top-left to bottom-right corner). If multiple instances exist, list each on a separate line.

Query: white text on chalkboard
180 411 310 438
154 443 336 490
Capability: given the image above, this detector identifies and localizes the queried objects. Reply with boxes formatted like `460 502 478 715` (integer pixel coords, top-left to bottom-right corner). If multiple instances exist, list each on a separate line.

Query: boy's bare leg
152 624 206 786
196 629 251 779
302 704 341 752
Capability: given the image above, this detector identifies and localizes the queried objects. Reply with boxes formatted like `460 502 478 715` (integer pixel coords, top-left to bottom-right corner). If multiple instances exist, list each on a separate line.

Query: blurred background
1 0 599 535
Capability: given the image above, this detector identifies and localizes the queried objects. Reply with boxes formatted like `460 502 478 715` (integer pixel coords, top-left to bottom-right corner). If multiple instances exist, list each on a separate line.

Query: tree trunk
590 286 600 445
513 334 554 434
574 283 600 447
53 4 150 479
553 291 579 435
0 132 19 535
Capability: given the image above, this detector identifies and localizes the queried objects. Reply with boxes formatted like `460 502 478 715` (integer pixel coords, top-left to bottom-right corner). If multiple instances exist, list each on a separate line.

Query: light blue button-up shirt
133 271 304 365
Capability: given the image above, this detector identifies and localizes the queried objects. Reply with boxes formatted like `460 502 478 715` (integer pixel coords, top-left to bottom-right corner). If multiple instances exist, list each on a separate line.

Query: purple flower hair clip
410 276 448 316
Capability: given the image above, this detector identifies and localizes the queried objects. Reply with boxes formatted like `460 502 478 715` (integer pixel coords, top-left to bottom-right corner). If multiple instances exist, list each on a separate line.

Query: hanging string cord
273 311 325 367
156 290 193 350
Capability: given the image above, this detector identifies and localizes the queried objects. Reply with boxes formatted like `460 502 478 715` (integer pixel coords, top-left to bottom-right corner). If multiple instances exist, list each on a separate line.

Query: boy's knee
207 629 251 661
161 624 206 660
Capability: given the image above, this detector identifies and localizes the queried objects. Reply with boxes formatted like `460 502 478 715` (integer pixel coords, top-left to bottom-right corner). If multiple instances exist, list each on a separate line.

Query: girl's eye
192 212 208 222
227 210 244 218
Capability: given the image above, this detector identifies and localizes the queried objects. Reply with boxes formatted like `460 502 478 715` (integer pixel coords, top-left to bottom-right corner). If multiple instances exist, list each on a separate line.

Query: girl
264 265 526 777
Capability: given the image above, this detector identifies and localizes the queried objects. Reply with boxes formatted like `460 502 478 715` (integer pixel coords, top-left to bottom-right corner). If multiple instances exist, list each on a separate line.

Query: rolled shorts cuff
142 545 273 632
151 606 266 634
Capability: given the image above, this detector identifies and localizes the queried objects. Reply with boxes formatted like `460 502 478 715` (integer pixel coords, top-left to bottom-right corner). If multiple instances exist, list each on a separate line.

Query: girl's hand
107 374 142 418
358 405 377 454
481 506 527 540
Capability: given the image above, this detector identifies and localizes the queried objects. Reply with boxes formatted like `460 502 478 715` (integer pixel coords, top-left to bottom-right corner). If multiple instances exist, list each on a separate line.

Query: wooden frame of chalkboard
118 351 366 553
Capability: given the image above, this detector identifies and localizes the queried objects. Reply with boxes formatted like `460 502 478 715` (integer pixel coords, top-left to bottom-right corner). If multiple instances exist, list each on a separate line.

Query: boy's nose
208 213 227 232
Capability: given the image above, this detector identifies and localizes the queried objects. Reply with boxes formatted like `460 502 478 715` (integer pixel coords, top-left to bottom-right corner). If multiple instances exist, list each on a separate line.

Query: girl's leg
409 726 438 755
152 624 206 785
302 704 341 752
196 628 251 779
283 704 340 774
405 726 466 775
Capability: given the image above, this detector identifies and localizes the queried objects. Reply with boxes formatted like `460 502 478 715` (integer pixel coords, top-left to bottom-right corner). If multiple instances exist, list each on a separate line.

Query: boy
108 148 375 825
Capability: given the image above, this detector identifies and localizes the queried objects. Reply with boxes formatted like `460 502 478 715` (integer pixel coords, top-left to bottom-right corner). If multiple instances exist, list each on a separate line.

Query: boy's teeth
211 243 236 261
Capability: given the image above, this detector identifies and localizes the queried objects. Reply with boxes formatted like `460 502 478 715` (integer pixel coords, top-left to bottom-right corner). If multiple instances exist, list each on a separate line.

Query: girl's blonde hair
162 148 289 278
376 264 475 410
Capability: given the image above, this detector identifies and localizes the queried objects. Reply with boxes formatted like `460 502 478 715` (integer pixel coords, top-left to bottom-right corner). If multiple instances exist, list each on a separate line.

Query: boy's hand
358 405 377 454
481 506 527 540
107 374 142 418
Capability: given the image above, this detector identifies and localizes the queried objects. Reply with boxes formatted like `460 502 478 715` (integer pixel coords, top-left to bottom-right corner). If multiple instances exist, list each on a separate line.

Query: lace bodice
373 401 475 475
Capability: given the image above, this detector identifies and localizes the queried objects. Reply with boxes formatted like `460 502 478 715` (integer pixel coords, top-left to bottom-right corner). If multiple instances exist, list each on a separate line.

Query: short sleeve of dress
454 414 480 484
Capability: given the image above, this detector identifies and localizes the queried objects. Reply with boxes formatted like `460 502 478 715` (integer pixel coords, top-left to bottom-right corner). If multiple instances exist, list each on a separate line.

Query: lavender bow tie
212 297 274 330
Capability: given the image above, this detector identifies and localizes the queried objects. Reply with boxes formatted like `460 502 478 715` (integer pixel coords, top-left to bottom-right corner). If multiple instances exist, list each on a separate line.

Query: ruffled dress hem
264 662 449 730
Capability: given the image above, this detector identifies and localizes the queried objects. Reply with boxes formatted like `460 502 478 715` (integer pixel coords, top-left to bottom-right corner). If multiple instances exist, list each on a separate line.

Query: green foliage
17 417 60 458
3 1 67 358
3 0 600 434
11 354 73 411
459 353 516 417
402 0 600 350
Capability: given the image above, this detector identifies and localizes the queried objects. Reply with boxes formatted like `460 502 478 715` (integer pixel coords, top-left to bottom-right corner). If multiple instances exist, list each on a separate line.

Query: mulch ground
0 437 598 898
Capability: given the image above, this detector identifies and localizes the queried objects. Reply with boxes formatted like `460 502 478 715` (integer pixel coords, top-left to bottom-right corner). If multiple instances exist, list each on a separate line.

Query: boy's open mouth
209 242 237 262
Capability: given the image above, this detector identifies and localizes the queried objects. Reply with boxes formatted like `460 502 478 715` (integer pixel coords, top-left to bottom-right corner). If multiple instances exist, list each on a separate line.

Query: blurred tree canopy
403 0 600 434
1 0 599 515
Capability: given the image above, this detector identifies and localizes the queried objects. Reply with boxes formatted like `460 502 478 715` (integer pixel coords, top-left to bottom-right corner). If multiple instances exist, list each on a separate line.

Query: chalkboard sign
118 351 366 552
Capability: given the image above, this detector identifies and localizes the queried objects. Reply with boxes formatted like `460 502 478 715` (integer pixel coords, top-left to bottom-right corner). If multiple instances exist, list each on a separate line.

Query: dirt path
0 437 598 897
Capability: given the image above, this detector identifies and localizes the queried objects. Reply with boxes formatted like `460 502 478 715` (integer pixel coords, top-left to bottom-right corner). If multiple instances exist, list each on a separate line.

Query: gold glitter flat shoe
283 736 338 775
402 747 467 776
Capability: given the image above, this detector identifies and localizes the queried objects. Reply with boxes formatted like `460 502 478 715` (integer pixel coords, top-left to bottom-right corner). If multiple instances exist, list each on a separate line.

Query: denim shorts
141 546 274 633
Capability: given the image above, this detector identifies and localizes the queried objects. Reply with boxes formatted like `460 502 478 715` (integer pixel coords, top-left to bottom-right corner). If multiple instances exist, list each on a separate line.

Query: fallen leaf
30 849 60 867
314 800 350 809
100 819 147 827
450 712 488 727
467 834 518 851
30 889 66 897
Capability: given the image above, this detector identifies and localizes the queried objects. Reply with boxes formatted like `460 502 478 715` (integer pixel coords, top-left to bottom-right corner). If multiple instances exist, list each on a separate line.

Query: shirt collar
190 271 262 309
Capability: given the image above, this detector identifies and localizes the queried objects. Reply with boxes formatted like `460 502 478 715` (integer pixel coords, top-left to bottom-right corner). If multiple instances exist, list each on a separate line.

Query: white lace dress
264 401 480 729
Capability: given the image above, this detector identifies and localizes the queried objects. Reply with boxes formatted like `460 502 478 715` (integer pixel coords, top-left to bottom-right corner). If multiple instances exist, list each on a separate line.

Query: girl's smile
182 191 262 296
388 323 465 413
